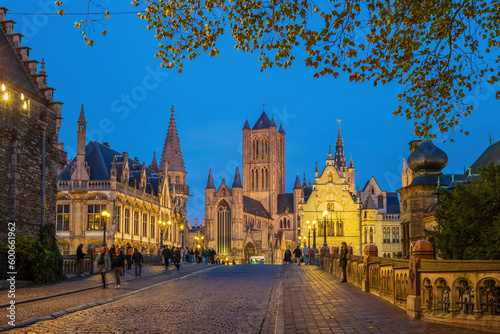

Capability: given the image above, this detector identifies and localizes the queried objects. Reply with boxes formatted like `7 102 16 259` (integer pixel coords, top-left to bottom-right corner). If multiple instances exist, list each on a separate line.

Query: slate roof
386 193 400 214
277 193 294 214
58 141 160 196
243 196 272 218
278 124 285 134
232 166 243 188
252 111 272 130
243 119 250 130
460 140 500 181
0 23 40 97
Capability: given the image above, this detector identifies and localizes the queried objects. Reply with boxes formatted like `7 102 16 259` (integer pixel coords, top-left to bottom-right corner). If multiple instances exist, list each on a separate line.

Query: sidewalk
282 264 490 334
0 263 189 306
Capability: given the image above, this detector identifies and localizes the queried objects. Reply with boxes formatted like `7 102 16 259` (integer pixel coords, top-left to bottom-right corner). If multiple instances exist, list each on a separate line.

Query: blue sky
5 1 500 223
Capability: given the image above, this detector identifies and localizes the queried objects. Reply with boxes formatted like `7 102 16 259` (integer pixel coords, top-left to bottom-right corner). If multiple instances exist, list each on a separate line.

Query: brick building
0 7 66 242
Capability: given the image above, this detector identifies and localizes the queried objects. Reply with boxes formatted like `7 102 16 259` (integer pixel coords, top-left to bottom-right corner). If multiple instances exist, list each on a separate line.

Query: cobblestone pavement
282 264 490 334
6 265 280 333
0 263 213 328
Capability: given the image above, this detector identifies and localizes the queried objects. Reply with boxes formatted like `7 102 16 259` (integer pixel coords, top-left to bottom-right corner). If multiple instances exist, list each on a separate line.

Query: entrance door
244 243 256 264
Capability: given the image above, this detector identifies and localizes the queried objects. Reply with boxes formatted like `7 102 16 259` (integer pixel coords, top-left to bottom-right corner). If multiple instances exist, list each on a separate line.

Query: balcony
172 183 189 195
58 180 112 191
382 214 400 221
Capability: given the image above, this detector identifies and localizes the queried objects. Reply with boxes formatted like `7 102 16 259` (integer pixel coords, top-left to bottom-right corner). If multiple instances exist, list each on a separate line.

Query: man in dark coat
132 248 143 277
76 244 85 277
162 246 171 269
174 247 181 270
293 246 302 266
339 242 348 283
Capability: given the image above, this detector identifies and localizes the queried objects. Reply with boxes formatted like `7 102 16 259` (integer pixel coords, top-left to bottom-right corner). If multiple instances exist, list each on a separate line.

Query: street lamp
322 210 328 247
101 210 110 246
159 220 166 247
307 221 311 246
167 220 172 245
312 220 317 248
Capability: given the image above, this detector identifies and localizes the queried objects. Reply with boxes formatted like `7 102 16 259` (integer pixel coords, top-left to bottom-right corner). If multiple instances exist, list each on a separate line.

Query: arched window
378 195 384 209
265 169 269 189
328 171 332 182
280 219 283 228
371 188 374 194
392 227 399 243
339 221 343 236
252 169 255 189
253 139 259 160
175 176 180 184
383 228 388 243
369 227 374 243
217 200 231 254
255 168 259 189
261 168 265 189
287 219 290 229
364 227 367 243
364 211 367 218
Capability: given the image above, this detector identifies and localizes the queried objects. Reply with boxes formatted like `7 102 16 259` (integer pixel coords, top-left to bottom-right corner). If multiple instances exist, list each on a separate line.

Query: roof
460 140 500 181
205 168 215 189
0 22 40 97
243 119 250 130
58 141 161 196
232 166 243 188
243 196 272 218
160 106 185 172
277 193 294 214
293 174 302 189
278 124 285 134
386 193 400 214
252 111 272 130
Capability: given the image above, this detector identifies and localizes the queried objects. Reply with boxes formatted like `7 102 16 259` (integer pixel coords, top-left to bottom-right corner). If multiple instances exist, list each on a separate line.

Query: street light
167 220 172 245
312 220 317 248
307 221 311 246
322 210 328 247
101 210 110 246
159 220 166 247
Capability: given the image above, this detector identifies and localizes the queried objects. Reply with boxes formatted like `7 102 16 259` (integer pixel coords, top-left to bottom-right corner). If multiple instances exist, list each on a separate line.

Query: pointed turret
349 157 354 169
315 161 319 178
221 175 227 187
334 120 346 169
302 173 307 188
232 166 243 188
159 105 185 172
149 150 159 172
71 105 89 181
278 123 285 134
205 168 215 189
270 116 277 128
293 173 302 189
326 145 334 164
243 119 250 130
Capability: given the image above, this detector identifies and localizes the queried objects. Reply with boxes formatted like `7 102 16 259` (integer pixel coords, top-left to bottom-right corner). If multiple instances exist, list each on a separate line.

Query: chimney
195 218 199 227
103 142 110 148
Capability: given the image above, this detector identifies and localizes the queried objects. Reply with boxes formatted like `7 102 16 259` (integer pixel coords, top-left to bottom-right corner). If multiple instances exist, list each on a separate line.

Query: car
250 256 265 264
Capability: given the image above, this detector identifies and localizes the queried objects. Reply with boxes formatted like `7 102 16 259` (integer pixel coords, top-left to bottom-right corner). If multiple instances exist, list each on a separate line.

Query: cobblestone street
2 264 492 333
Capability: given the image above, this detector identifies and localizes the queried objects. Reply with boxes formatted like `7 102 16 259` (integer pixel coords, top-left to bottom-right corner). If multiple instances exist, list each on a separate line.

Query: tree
56 0 500 137
426 163 500 260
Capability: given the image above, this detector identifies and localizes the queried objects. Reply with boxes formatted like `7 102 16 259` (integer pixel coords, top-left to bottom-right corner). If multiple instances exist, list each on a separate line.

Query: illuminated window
151 216 155 239
124 209 130 234
87 205 105 230
134 211 139 235
56 205 70 231
143 214 148 236
116 206 121 232
378 195 384 209
369 227 373 243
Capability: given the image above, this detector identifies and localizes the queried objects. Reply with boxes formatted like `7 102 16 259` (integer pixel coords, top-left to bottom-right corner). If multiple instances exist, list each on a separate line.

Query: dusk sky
6 1 500 222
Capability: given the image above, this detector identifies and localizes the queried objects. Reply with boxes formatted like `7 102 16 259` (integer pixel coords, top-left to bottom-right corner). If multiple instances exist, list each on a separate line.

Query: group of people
92 243 144 289
285 242 349 283
159 246 217 269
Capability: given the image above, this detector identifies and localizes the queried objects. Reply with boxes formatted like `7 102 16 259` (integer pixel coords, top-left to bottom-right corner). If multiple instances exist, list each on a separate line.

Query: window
87 205 105 230
252 169 255 189
116 206 121 232
369 227 373 243
253 139 259 160
287 219 290 229
328 171 332 182
339 221 344 236
151 216 155 239
392 227 400 243
364 211 367 218
364 227 367 243
378 195 384 209
175 176 180 184
383 227 389 243
261 168 265 189
280 219 283 228
134 211 139 235
56 205 70 231
143 214 148 236
124 209 130 234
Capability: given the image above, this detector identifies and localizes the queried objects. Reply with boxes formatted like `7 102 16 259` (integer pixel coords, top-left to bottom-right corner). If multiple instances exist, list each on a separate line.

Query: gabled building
0 7 66 241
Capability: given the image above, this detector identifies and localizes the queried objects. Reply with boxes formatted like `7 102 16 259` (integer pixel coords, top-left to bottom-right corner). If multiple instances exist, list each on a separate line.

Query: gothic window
150 216 155 239
252 169 255 189
287 219 290 229
143 214 148 237
369 227 374 243
175 176 180 184
364 211 367 218
383 228 388 243
265 168 269 189
116 206 121 232
328 171 332 182
261 138 268 159
125 209 130 234
280 219 283 228
256 168 259 189
134 211 139 235
217 200 231 254
261 168 265 189
339 220 344 236
56 205 70 231
253 139 259 160
378 195 384 209
364 227 367 243
392 227 400 243
87 205 105 230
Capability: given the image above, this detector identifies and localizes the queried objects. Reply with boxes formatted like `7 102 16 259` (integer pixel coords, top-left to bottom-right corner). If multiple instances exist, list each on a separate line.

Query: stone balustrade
58 180 111 190
320 241 500 333
382 213 400 220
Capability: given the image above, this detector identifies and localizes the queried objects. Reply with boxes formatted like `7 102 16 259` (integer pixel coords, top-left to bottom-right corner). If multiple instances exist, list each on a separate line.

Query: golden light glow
308 225 311 229
201 236 204 240
167 220 172 225
21 93 24 100
197 245 200 248
306 220 310 225
102 210 110 217
1 84 5 91
23 101 27 109
323 210 328 217
313 220 317 225
3 92 8 100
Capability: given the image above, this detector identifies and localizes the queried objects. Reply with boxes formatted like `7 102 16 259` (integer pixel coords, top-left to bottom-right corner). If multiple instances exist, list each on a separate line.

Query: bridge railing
318 241 500 332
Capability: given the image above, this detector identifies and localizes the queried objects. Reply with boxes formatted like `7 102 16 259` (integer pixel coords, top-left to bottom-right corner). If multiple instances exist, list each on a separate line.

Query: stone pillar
362 244 378 292
407 240 434 319
320 244 330 269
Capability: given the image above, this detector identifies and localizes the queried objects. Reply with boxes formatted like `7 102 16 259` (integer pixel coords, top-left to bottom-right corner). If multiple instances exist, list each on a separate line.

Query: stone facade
0 8 65 242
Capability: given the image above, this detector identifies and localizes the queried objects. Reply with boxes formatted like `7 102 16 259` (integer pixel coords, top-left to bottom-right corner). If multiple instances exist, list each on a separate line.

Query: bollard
407 240 434 319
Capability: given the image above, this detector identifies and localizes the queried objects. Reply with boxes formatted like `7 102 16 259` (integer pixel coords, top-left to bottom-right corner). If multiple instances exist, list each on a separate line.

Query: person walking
111 249 125 288
174 247 181 270
108 244 116 256
339 242 348 283
132 248 143 277
162 246 171 269
189 248 194 263
119 246 126 276
76 244 85 277
303 244 310 265
95 246 111 288
126 243 133 269
284 248 291 264
203 249 209 264
293 245 303 266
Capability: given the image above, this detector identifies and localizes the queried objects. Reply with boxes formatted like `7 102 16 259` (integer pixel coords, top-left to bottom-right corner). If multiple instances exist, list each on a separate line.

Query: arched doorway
244 242 256 264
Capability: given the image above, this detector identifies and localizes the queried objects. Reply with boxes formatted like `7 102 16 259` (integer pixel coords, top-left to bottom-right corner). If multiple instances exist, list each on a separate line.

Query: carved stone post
407 240 434 319
362 245 378 292
320 244 330 269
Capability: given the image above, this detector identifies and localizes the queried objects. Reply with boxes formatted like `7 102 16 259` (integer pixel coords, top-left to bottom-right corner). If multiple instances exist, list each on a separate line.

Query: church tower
242 110 286 215
333 121 355 194
71 105 89 181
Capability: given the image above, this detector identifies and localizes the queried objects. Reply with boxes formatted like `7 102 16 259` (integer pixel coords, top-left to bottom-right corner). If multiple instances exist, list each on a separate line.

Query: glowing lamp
1 84 5 91
3 92 8 100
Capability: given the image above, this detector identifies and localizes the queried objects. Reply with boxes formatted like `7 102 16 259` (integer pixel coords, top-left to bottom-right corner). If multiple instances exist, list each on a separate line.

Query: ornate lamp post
322 210 328 247
167 220 172 245
307 222 312 247
159 220 166 247
101 210 110 246
312 220 317 249
320 210 330 265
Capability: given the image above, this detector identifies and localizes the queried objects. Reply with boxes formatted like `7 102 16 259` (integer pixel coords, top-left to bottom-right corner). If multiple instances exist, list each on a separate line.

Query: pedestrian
109 244 116 256
119 246 126 276
210 249 216 264
162 245 171 269
170 245 175 265
95 246 111 288
203 249 209 264
132 248 143 277
174 247 181 270
181 247 186 263
293 245 302 266
76 244 85 277
189 248 194 263
339 242 348 283
303 244 310 265
284 248 291 264
126 243 133 269
111 249 125 288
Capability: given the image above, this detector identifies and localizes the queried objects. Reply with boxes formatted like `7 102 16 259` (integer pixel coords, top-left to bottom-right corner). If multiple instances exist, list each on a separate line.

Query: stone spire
243 119 250 130
232 166 243 188
40 58 46 75
278 123 285 134
293 173 302 189
326 144 334 164
269 116 277 128
149 150 159 172
205 168 215 189
349 156 354 168
71 105 89 181
160 105 185 172
334 120 346 169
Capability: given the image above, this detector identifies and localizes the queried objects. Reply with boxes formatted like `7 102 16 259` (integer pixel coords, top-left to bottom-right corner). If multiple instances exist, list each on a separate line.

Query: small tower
334 120 347 170
148 150 159 172
402 159 413 188
71 105 90 181
346 156 355 194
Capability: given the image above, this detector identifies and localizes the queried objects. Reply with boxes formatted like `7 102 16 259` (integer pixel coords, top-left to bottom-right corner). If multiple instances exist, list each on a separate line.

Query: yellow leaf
105 11 110 19
58 9 65 16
